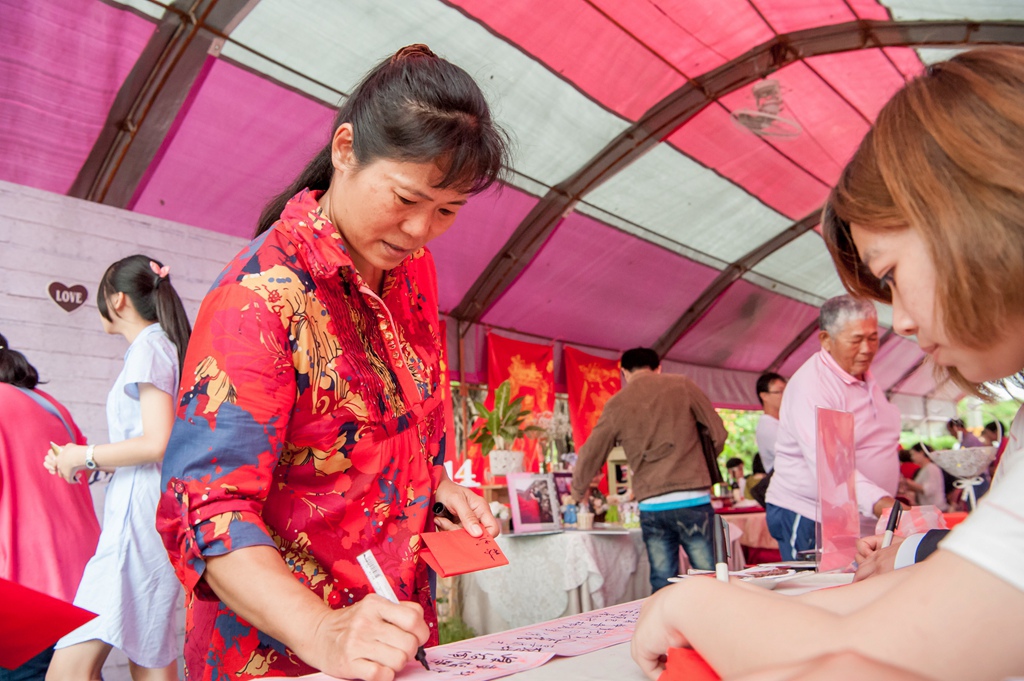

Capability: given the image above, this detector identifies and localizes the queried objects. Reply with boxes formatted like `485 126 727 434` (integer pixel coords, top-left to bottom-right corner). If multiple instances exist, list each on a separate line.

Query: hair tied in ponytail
390 44 437 63
149 261 170 281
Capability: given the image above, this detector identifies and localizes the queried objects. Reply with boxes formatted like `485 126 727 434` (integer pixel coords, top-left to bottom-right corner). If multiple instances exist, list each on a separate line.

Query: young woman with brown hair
631 47 1024 681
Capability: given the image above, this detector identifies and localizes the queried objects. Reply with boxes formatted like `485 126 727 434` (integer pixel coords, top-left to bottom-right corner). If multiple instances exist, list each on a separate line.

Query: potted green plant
469 379 543 476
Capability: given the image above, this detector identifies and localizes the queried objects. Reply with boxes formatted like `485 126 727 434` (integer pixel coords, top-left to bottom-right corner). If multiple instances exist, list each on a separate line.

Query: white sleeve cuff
894 533 926 569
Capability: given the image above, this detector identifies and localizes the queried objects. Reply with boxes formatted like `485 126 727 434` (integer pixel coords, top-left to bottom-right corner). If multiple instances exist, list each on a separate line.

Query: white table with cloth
458 526 746 635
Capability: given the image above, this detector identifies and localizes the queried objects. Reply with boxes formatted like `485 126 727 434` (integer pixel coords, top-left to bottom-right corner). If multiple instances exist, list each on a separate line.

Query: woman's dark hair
0 332 41 389
255 44 510 237
98 255 192 375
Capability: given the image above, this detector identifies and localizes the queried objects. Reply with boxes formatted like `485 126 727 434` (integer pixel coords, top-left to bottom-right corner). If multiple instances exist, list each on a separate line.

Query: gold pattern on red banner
565 347 621 494
564 346 621 449
486 333 554 473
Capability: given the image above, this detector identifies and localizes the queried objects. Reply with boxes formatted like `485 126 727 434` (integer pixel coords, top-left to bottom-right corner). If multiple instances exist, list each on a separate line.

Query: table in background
459 529 647 635
458 527 746 636
716 508 781 564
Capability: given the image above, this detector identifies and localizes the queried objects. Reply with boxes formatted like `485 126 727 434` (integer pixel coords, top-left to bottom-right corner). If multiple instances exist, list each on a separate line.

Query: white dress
56 324 182 667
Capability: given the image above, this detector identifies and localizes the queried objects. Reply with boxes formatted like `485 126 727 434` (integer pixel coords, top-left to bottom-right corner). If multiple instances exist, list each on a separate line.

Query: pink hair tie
149 260 170 279
149 260 170 278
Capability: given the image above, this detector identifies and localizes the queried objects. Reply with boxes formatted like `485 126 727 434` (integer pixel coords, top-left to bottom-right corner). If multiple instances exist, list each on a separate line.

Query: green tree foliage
717 409 762 472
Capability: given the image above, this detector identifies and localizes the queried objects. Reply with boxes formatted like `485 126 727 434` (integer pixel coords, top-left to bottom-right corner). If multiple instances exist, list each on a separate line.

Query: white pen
880 500 903 549
356 550 430 670
713 515 730 582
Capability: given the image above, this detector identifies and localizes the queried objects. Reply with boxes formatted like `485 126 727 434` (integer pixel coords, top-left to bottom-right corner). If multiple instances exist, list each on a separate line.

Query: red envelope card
0 578 97 669
418 529 509 578
658 647 720 681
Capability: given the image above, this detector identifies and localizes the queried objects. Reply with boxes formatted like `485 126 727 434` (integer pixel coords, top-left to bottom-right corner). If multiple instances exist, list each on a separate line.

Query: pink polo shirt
765 349 901 535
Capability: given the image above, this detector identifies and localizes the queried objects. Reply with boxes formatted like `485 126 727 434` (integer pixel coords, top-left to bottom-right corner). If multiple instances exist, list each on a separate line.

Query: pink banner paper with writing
297 601 641 680
815 408 859 573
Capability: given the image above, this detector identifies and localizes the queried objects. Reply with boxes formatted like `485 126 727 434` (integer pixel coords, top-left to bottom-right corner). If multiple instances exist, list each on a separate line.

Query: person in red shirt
157 45 507 680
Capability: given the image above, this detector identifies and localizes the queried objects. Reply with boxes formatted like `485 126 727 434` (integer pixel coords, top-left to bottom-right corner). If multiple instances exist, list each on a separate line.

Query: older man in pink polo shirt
765 295 901 560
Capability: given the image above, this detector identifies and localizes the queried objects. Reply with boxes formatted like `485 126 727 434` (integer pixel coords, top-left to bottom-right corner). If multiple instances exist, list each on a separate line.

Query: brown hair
823 47 1024 394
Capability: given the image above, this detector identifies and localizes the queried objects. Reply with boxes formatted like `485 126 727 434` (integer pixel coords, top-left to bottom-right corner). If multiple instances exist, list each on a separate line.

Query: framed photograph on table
507 472 561 533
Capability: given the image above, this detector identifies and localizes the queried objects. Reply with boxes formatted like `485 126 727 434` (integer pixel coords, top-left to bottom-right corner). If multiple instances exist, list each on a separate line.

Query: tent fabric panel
661 358 765 410
884 47 928 78
883 0 1024 21
751 0 859 34
445 0 686 121
894 361 962 401
834 0 894 21
223 0 630 188
585 145 792 262
430 185 538 314
665 280 821 371
587 0 774 77
870 335 926 391
132 58 336 238
776 332 823 378
108 0 165 20
480 210 720 352
804 49 921 123
0 0 154 194
750 231 848 302
715 60 872 189
666 105 830 220
891 363 940 398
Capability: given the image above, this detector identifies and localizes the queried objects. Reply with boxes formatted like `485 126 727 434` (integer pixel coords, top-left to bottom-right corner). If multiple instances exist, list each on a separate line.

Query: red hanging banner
486 333 554 472
564 346 621 450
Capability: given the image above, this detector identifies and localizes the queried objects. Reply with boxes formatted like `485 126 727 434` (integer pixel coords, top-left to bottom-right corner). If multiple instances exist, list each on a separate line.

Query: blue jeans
0 646 53 681
640 504 715 592
766 503 817 561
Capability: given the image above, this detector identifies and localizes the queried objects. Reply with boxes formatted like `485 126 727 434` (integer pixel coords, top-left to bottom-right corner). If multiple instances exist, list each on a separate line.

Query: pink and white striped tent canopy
4 0 1022 411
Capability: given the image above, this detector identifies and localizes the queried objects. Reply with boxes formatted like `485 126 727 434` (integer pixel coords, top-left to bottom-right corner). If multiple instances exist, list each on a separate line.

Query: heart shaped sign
48 282 89 313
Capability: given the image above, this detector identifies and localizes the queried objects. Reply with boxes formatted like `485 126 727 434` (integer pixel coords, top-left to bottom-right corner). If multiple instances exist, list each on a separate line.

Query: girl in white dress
45 255 191 681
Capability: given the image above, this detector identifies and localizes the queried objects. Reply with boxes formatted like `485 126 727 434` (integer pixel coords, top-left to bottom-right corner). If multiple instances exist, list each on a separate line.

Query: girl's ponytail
98 255 192 377
152 273 192 376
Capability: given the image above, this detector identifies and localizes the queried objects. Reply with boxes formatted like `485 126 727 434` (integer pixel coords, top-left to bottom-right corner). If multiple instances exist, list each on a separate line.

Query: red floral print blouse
158 189 446 679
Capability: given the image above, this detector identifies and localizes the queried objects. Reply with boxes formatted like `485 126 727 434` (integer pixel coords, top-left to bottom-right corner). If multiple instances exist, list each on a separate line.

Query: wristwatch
84 445 98 470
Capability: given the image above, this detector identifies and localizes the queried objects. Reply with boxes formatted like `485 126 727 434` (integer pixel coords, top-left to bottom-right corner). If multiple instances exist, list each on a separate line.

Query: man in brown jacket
570 347 728 591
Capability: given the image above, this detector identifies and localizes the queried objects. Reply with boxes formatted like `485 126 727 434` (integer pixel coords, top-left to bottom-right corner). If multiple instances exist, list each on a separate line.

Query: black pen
713 515 730 582
356 550 430 670
433 501 457 523
881 499 902 549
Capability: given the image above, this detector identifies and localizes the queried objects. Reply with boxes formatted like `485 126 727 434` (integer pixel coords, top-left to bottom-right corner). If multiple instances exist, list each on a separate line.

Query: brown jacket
571 371 728 502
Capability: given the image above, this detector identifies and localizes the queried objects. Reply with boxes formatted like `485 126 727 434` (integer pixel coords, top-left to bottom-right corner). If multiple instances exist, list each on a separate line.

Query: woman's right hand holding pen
304 594 429 681
853 533 905 582
204 546 429 681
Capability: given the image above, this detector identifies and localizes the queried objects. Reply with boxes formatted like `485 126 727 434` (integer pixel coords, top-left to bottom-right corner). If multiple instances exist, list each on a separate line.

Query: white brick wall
0 180 247 680
0 179 246 443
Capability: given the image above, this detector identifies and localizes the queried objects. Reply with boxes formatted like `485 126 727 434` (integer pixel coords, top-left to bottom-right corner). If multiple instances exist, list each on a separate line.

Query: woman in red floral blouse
158 44 507 681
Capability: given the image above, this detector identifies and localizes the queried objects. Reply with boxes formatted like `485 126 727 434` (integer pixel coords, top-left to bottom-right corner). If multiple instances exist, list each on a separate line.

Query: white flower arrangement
489 501 511 520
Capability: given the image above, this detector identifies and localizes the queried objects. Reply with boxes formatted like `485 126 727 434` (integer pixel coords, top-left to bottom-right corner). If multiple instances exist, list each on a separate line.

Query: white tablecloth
460 529 649 635
459 527 746 635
